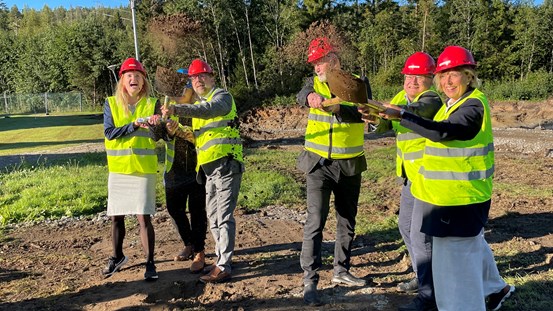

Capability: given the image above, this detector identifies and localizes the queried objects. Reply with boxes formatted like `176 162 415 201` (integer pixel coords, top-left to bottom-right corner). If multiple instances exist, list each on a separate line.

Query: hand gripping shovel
154 66 194 120
322 69 385 115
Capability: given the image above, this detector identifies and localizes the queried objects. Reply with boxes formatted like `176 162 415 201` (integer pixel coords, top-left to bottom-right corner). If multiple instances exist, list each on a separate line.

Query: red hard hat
119 58 146 77
188 59 213 76
435 46 476 73
307 37 334 63
401 52 436 75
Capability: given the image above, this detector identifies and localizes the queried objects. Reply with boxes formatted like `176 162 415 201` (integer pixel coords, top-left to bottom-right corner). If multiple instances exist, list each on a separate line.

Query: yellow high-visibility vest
390 89 440 180
104 96 158 174
192 88 243 171
164 115 179 173
411 89 494 206
304 76 365 160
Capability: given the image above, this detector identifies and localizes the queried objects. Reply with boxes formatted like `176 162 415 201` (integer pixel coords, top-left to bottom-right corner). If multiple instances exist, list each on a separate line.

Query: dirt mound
490 99 553 129
240 106 307 146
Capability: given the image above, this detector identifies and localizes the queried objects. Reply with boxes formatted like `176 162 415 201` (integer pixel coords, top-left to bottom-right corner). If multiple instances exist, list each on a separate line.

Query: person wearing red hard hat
360 51 443 311
163 59 244 284
118 57 147 77
296 37 369 306
103 57 164 281
378 46 515 311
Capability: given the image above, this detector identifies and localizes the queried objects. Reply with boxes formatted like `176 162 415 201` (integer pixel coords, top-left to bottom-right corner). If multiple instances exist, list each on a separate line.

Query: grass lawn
0 113 104 156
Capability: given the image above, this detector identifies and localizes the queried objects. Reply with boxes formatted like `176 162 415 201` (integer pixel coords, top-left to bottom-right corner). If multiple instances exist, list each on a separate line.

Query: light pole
107 64 119 93
130 0 140 61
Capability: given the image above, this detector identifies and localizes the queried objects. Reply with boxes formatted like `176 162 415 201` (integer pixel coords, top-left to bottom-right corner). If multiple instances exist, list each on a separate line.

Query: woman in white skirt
102 57 163 281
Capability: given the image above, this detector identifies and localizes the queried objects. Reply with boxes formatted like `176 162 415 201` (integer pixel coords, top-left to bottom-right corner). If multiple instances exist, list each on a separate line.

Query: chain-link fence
1 92 97 115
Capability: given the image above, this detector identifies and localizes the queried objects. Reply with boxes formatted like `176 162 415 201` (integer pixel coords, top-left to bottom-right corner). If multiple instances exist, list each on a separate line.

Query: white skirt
107 172 156 216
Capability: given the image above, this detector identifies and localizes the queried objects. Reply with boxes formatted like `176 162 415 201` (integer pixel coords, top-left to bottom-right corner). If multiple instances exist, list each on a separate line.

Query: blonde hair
434 65 482 93
114 72 151 116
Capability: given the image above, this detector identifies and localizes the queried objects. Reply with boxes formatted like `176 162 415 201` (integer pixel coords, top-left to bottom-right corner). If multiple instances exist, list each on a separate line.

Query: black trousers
300 164 361 285
165 180 207 252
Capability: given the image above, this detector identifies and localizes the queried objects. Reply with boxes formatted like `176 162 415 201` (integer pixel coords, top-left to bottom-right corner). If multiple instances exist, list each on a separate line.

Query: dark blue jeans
399 181 435 304
300 165 361 285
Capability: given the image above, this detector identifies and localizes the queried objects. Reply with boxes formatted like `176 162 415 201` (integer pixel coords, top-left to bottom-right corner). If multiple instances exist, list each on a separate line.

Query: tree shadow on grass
0 268 36 283
487 211 553 242
485 212 553 276
0 139 104 152
0 151 107 171
0 114 103 132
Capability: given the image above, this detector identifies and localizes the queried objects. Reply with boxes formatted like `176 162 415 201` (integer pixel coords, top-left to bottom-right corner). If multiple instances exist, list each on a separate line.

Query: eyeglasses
404 75 431 82
190 73 210 81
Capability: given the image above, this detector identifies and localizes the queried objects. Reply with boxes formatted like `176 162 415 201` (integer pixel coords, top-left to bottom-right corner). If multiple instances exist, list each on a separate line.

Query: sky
2 0 545 10
3 0 128 10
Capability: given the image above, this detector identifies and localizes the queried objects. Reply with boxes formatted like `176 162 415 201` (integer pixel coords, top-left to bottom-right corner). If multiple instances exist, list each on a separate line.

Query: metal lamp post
130 0 140 61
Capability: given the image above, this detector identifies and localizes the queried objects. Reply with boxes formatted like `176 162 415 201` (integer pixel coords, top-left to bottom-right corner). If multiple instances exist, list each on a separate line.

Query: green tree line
0 0 552 109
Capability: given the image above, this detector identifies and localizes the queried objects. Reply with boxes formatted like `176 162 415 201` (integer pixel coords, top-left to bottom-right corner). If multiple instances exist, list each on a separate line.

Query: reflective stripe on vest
304 76 365 160
411 89 494 206
164 115 179 173
104 96 158 174
192 88 243 171
390 89 439 180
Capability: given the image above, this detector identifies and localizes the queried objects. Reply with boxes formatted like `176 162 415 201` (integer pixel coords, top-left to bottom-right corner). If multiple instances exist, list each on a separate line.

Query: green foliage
483 70 553 101
1 1 553 115
263 94 296 107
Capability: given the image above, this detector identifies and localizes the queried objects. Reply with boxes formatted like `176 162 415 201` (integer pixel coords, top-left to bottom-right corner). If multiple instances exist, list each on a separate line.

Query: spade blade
154 66 189 97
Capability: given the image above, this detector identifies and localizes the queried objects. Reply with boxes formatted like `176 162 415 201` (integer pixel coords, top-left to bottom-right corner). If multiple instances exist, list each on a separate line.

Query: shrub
483 70 553 101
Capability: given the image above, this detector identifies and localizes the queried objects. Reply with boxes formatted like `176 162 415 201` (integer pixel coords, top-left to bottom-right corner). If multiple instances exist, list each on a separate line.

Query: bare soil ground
1 101 553 311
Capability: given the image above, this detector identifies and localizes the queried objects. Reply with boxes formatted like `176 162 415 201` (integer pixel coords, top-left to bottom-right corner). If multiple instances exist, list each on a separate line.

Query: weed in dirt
495 182 553 198
503 271 553 310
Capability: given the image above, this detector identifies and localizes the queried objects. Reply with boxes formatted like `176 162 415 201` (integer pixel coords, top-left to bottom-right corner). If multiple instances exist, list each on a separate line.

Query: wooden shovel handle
363 100 386 112
162 96 170 121
322 97 386 114
321 97 342 107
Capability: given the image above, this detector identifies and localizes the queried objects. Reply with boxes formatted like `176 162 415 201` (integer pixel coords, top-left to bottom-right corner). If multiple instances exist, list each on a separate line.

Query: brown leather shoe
190 251 205 274
201 264 216 274
199 266 231 283
174 245 194 261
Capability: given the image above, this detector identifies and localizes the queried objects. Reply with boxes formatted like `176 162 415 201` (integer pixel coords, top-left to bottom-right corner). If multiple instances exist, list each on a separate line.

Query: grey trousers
300 165 361 285
400 185 434 304
433 231 507 311
204 159 243 273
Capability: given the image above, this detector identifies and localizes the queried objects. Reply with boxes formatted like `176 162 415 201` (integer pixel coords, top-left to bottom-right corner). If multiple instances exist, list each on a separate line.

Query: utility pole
130 0 140 61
